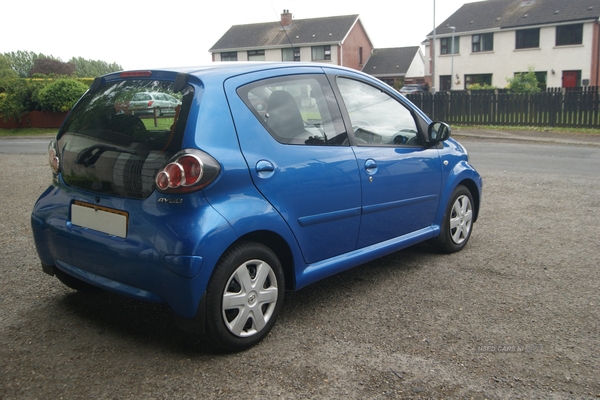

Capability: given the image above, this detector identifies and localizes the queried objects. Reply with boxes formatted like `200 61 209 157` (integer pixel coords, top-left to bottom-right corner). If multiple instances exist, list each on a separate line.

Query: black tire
434 185 475 253
204 242 285 352
54 268 103 293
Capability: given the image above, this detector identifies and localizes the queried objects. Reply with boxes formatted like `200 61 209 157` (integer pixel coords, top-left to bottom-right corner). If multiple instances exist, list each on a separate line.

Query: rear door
225 70 361 264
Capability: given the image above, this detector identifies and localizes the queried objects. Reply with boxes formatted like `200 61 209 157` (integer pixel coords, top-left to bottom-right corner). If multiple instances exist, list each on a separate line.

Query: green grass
452 124 600 135
142 117 175 131
1 117 175 137
0 127 58 137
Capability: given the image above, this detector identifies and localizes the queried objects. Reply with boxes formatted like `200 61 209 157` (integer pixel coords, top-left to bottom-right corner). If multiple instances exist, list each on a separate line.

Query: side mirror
428 121 451 143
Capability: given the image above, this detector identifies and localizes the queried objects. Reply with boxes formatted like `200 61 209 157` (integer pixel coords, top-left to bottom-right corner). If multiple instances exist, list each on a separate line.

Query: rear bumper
30 184 235 319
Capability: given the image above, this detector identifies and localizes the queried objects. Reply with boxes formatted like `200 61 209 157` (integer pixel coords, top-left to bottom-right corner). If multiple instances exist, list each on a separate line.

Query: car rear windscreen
57 79 194 198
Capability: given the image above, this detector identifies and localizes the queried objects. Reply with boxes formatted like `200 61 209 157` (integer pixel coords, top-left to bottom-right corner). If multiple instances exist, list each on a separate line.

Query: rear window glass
57 79 194 198
237 74 347 146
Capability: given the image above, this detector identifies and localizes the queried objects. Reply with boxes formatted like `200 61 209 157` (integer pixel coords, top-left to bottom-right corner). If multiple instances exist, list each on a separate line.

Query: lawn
0 127 58 137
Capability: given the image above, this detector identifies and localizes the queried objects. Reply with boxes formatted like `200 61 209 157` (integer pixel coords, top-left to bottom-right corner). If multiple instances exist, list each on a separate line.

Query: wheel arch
437 159 482 225
458 178 481 223
224 230 296 295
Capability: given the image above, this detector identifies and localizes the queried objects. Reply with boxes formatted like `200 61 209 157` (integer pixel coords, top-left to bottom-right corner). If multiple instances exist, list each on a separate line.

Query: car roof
102 62 360 84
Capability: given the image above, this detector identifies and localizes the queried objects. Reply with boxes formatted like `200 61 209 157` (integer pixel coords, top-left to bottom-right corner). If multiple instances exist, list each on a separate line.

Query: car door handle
255 160 275 179
364 159 378 175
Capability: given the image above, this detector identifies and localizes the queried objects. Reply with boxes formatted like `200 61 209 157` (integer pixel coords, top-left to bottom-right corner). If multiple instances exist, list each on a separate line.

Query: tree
506 66 541 93
29 58 76 77
69 57 122 77
2 51 54 78
0 54 18 80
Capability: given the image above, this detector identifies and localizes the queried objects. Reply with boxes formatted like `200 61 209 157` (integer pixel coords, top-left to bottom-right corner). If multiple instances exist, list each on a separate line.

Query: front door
563 71 579 88
334 76 442 248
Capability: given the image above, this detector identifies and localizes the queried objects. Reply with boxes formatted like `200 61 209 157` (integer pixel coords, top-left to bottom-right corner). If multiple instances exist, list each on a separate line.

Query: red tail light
147 100 154 107
155 149 220 194
48 139 60 174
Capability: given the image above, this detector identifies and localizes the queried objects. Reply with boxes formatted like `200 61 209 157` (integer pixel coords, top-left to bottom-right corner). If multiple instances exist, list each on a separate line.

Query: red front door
562 71 578 88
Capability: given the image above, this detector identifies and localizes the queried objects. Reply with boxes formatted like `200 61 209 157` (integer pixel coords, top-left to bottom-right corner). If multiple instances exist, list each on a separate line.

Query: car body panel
224 69 362 265
351 145 442 247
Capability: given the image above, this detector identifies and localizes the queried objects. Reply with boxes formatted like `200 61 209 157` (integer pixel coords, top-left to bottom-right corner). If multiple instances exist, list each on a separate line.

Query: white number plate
71 201 128 238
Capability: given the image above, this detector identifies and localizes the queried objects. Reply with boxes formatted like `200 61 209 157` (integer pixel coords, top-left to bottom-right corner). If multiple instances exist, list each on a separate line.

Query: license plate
71 201 128 238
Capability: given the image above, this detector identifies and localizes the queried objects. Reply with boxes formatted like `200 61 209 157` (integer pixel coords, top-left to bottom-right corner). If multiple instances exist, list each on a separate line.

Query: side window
336 77 420 146
238 75 347 146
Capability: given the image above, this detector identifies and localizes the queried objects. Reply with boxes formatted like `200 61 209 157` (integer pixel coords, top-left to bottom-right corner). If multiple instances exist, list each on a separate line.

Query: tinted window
57 79 194 198
336 78 420 146
238 75 347 146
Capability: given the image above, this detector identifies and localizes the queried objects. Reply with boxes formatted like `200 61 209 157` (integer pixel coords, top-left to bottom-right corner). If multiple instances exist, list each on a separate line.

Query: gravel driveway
1 142 599 399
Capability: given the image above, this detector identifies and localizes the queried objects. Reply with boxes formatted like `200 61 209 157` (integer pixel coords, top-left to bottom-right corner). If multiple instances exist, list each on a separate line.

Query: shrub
468 83 497 91
0 78 44 121
37 78 88 113
506 66 541 93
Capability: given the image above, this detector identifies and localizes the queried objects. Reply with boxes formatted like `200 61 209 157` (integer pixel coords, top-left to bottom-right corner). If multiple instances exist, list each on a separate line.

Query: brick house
210 10 373 71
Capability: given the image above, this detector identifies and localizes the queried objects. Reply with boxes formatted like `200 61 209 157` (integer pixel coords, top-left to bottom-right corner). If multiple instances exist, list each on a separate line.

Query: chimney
281 9 292 28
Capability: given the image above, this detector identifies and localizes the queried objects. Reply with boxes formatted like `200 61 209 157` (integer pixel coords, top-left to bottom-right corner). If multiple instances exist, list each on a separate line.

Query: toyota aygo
31 63 482 351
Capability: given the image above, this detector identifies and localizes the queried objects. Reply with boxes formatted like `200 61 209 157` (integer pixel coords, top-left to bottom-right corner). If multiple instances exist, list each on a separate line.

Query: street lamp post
450 26 456 91
432 0 436 93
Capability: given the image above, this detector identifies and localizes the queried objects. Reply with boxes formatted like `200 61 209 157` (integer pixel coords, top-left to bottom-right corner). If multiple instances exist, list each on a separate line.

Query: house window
440 37 459 55
312 45 331 61
248 50 265 61
465 74 492 89
282 47 300 61
472 33 493 52
556 24 583 46
516 28 540 49
221 52 237 61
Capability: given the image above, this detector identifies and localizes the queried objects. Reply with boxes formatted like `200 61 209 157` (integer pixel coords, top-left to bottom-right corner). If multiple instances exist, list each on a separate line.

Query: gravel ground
1 147 599 399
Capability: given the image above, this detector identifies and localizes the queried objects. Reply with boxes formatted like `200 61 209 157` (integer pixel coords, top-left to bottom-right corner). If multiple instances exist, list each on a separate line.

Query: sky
1 0 475 70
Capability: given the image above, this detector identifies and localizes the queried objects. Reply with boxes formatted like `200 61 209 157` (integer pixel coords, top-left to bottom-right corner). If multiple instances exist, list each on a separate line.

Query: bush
37 78 88 113
468 83 497 91
0 78 44 121
506 66 541 94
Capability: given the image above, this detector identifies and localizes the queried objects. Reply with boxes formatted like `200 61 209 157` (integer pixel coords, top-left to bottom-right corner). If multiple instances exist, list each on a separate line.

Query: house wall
405 50 425 79
340 20 373 70
432 21 597 89
592 21 600 86
211 45 339 64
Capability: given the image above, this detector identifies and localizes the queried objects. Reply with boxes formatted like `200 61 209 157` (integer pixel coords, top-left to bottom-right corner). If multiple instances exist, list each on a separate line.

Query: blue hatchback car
31 63 482 351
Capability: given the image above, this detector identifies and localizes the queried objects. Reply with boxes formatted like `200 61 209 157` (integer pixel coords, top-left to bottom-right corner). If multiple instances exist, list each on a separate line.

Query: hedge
0 77 91 121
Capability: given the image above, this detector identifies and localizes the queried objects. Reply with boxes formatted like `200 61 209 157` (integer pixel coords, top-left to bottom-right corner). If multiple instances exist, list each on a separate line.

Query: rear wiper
75 144 137 167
